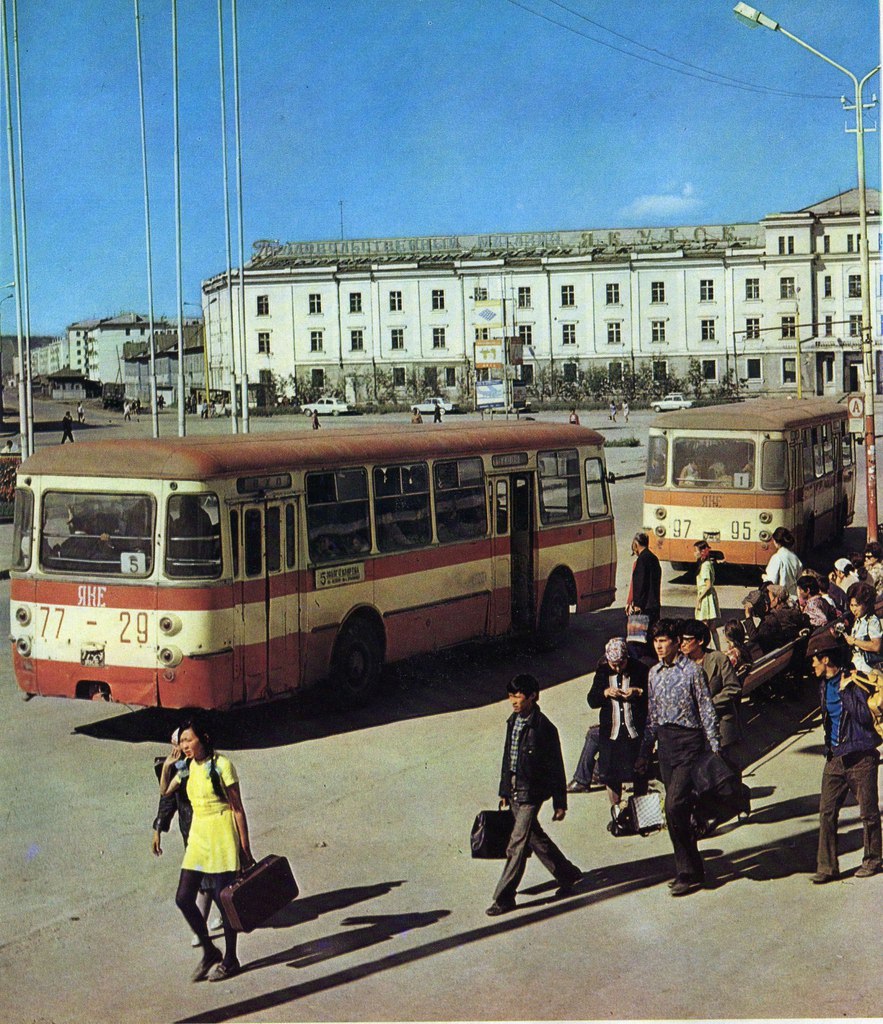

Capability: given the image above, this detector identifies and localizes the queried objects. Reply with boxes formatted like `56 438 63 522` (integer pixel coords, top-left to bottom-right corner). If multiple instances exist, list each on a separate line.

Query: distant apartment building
199 188 882 401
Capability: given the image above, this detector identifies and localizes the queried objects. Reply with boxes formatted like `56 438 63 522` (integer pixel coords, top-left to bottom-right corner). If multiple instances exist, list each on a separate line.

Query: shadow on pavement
262 881 406 929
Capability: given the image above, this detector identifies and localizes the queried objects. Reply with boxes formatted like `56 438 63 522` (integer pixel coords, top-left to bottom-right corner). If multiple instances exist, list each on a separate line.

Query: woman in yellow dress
160 718 254 982
693 540 720 650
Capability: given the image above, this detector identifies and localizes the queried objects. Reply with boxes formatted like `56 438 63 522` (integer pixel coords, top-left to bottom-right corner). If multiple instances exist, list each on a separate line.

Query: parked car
303 396 350 416
651 392 694 412
411 396 457 416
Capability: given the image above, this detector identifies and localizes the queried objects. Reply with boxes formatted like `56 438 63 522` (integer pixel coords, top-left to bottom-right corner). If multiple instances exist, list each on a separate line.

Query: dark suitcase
219 855 298 932
471 809 514 859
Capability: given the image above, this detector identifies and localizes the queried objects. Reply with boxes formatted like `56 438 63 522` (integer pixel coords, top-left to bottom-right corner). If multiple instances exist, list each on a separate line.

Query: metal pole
133 0 159 437
231 0 249 431
0 0 25 455
10 0 31 454
216 0 238 433
171 0 186 436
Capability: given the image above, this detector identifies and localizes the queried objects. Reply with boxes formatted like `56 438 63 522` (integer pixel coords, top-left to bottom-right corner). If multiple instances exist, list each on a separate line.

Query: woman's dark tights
176 869 238 964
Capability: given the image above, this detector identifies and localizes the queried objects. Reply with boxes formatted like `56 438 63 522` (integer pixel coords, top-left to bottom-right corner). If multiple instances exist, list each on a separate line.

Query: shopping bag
627 614 650 644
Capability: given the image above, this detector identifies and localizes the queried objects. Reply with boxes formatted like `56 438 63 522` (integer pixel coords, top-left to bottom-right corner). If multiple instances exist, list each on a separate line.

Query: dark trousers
572 725 601 785
492 795 577 906
817 750 881 876
657 724 706 882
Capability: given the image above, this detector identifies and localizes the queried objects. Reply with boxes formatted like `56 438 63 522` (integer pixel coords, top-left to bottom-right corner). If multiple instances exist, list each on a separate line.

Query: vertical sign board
848 393 864 434
476 380 506 409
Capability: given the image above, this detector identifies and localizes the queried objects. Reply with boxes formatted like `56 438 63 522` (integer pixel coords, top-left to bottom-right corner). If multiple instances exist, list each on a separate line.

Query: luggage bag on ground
219 854 298 932
608 791 665 837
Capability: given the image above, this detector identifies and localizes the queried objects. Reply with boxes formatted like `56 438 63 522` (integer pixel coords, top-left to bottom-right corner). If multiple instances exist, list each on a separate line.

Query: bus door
509 474 535 630
240 499 300 701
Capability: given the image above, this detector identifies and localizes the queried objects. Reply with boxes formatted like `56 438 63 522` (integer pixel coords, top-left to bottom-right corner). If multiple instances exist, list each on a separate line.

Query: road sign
848 393 864 433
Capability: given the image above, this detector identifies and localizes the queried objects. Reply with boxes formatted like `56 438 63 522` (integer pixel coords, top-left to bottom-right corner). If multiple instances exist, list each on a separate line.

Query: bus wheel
330 619 383 706
535 576 571 650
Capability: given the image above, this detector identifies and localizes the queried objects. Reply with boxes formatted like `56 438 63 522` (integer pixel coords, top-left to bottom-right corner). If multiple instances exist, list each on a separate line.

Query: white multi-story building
200 188 881 402
66 313 155 384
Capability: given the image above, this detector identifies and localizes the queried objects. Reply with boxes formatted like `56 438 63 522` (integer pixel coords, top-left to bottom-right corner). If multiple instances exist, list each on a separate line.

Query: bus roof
19 421 606 481
651 398 847 432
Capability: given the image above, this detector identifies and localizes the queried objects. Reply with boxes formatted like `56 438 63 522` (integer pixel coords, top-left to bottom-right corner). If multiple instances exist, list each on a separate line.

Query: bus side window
165 494 221 579
229 509 239 577
495 480 508 535
306 468 370 563
801 429 814 484
11 487 33 571
374 462 432 552
584 458 609 516
266 506 281 573
244 508 263 577
761 440 788 491
285 504 296 568
434 457 487 543
843 430 853 467
538 449 581 523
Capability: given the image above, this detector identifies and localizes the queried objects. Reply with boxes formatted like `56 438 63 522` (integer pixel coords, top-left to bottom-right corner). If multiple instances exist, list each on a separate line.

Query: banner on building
474 300 502 328
474 341 504 369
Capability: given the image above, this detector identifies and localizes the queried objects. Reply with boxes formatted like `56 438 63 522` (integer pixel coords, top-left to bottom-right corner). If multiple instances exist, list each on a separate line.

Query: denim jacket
819 673 881 759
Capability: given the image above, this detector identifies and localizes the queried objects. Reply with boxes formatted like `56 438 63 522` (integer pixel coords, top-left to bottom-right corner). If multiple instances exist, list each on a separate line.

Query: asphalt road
0 400 880 1023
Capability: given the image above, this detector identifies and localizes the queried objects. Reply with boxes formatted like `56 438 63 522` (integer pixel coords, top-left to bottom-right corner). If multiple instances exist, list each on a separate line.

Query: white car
651 393 694 412
411 396 456 416
303 396 349 416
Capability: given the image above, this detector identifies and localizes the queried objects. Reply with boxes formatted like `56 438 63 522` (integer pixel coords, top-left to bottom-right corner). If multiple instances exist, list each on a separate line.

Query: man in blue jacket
486 674 581 916
808 632 881 883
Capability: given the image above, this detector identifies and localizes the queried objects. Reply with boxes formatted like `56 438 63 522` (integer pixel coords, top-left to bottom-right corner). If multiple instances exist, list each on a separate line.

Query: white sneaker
191 934 201 947
207 912 224 932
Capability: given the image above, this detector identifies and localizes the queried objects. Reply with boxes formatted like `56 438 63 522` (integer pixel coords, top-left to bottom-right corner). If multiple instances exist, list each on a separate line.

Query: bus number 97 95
730 520 751 540
671 518 691 538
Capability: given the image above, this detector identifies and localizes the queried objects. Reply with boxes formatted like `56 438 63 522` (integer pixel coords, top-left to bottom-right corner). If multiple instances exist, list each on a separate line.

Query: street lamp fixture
733 2 881 541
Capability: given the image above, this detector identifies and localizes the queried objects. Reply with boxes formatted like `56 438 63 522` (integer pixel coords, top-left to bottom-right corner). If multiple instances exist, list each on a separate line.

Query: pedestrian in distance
568 408 580 425
311 409 320 430
76 401 85 424
159 717 255 982
635 618 721 896
411 409 423 424
433 401 443 423
60 410 75 444
123 400 132 422
587 638 649 808
622 400 630 423
693 540 720 649
485 674 581 916
806 631 881 883
608 399 617 422
152 728 223 946
627 532 662 629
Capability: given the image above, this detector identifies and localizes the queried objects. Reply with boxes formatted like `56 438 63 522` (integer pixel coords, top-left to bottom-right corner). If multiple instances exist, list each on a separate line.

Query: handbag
690 750 751 824
627 613 650 644
607 790 665 837
470 809 515 859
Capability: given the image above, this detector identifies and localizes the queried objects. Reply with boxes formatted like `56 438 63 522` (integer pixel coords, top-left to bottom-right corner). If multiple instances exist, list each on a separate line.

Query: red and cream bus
643 398 856 570
10 422 616 710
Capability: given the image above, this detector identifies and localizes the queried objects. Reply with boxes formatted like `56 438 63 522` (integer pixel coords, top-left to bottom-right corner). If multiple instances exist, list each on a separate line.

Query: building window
561 284 574 307
700 279 714 301
389 290 403 312
562 323 576 345
350 329 364 351
606 283 620 305
349 292 362 313
562 362 577 383
445 366 456 387
424 366 438 390
257 331 270 353
701 359 717 381
651 281 665 303
521 364 534 385
848 274 862 298
778 235 794 255
473 286 488 301
651 320 666 343
431 289 445 311
309 293 322 314
607 321 622 345
745 317 760 339
700 319 716 341
518 324 533 346
652 360 667 382
823 235 830 253
847 233 861 253
782 358 796 384
745 278 760 300
517 287 531 309
257 294 269 316
391 328 404 350
781 315 796 339
825 315 834 336
849 314 863 337
475 327 490 341
392 366 405 387
432 327 446 349
824 275 832 298
780 277 796 299
311 368 324 389
746 357 762 381
310 330 323 352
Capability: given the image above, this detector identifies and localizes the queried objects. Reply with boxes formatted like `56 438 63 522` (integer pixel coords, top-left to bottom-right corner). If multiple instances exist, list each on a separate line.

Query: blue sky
5 0 881 335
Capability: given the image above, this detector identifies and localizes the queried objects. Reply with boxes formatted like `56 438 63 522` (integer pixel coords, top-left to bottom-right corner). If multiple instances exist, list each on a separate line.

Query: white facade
200 189 881 401
66 313 151 384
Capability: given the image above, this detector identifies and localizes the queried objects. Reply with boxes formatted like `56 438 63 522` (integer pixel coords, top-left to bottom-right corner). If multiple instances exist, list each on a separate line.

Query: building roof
800 188 881 217
652 397 846 431
19 421 606 480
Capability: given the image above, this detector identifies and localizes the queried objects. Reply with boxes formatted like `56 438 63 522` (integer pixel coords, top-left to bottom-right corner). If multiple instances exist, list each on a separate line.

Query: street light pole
734 3 880 540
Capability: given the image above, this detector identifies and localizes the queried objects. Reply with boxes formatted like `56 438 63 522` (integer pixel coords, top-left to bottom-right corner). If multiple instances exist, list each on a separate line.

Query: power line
505 0 841 101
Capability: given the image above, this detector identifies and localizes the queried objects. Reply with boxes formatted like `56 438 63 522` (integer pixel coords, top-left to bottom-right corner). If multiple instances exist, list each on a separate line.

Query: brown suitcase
219 855 298 932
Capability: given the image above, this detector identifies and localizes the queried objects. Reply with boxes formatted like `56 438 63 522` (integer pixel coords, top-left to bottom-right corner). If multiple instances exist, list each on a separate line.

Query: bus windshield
40 491 155 576
672 438 755 490
646 435 667 486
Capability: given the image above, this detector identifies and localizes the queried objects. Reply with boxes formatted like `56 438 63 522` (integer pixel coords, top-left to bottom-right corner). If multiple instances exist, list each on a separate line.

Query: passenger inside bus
165 495 220 577
58 511 117 568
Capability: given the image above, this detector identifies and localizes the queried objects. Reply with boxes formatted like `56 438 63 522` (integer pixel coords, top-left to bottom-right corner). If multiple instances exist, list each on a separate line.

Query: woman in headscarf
587 638 650 807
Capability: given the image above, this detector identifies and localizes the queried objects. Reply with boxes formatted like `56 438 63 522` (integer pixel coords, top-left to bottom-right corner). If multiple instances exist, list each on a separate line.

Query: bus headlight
759 529 772 543
654 507 667 520
158 645 183 667
15 606 31 626
16 637 31 657
158 613 182 636
655 525 666 537
759 511 772 524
